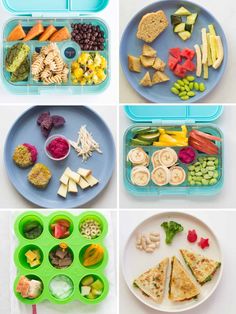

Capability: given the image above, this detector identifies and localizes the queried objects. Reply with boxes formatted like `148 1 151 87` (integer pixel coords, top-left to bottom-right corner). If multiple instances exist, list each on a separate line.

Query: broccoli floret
161 221 184 244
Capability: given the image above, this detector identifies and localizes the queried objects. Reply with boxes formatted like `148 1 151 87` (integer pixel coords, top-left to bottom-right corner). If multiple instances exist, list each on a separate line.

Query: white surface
122 212 222 312
119 0 236 103
119 105 236 208
0 0 118 104
0 105 117 208
0 209 117 314
120 210 236 314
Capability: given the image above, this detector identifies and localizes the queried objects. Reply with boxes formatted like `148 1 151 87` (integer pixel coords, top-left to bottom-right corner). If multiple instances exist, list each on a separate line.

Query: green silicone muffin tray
14 210 109 305
3 18 109 94
124 123 223 196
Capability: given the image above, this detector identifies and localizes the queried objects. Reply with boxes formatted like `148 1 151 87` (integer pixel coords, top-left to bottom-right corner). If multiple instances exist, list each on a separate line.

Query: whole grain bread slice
137 10 168 43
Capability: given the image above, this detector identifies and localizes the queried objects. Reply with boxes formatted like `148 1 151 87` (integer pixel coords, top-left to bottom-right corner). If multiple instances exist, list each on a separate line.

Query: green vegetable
130 138 151 146
131 127 158 135
180 95 189 100
174 23 185 33
137 132 159 142
171 87 179 95
171 15 182 25
174 6 191 16
186 76 195 81
199 82 206 92
178 31 191 41
185 24 193 33
186 13 198 25
161 221 184 244
23 221 43 239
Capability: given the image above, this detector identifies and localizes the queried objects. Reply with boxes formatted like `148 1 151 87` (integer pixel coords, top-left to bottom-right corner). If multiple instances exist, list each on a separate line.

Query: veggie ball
13 143 38 168
28 163 52 189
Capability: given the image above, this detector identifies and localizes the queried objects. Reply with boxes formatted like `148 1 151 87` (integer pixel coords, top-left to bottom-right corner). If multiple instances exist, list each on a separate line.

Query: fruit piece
180 48 195 60
131 166 150 186
187 230 198 243
174 6 192 16
54 224 65 239
173 64 187 78
169 47 181 61
182 59 195 71
178 31 191 41
50 27 70 42
198 237 209 249
190 130 222 142
7 24 26 41
169 166 186 185
91 279 104 291
151 166 170 186
39 25 57 42
87 292 96 299
83 244 104 267
168 55 179 70
178 147 196 164
23 23 44 42
81 276 94 286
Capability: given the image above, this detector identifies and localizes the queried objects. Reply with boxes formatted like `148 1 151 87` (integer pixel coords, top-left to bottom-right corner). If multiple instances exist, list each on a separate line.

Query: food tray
2 18 109 94
123 105 224 196
14 210 109 305
120 0 228 103
4 105 116 208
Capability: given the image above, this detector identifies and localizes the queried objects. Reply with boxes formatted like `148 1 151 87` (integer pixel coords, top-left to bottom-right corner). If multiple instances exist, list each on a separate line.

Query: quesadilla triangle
169 256 200 302
133 257 169 303
180 249 221 285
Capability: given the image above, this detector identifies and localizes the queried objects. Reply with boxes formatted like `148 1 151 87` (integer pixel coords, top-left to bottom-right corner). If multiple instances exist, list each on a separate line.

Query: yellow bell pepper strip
153 141 188 147
159 133 178 144
83 244 104 267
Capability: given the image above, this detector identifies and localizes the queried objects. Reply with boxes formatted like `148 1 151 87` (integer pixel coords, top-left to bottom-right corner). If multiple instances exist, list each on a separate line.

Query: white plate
122 212 223 312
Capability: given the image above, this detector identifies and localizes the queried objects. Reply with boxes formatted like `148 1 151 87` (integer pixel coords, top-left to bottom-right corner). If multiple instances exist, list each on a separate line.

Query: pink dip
46 137 69 159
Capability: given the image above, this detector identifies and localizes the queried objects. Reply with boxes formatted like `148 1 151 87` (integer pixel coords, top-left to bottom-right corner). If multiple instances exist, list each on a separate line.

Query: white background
0 105 117 208
119 210 236 314
119 0 236 103
0 209 117 314
119 105 236 208
0 0 118 104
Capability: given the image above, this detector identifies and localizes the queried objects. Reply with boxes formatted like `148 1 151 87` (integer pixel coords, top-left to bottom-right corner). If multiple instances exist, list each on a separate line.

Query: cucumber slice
186 13 198 25
131 127 151 135
185 24 194 33
130 138 151 146
178 31 191 41
171 15 182 25
174 6 192 16
137 132 160 142
174 23 186 33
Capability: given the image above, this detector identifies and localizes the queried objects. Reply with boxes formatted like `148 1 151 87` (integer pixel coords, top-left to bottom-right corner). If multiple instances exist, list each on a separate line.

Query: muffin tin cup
14 211 109 304
3 17 109 93
124 123 223 196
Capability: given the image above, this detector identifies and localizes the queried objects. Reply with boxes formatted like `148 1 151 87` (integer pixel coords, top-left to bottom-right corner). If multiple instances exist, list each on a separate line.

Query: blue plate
4 106 115 208
120 0 228 103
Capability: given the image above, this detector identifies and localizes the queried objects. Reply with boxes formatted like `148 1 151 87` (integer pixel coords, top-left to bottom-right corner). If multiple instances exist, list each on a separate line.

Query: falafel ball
13 144 38 168
28 163 52 189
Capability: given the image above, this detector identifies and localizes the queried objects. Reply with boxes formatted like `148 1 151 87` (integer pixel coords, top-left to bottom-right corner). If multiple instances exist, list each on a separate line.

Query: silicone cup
79 243 109 271
48 212 74 240
3 18 109 91
49 244 74 270
17 244 44 270
78 272 109 305
78 211 108 241
125 124 223 192
15 211 45 241
48 274 75 304
14 211 109 305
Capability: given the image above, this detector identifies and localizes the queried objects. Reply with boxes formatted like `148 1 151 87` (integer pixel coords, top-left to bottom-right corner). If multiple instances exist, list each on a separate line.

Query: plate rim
121 211 223 312
120 0 228 103
4 105 116 208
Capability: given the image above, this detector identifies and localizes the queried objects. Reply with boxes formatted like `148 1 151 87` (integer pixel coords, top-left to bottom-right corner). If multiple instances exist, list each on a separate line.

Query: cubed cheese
57 183 68 198
85 175 99 187
78 177 90 189
81 286 91 296
77 168 92 178
68 178 78 193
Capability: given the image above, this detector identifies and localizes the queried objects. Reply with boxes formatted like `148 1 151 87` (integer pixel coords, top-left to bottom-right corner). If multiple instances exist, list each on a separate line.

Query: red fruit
173 64 187 78
182 59 196 71
191 130 222 142
168 55 179 70
181 48 195 60
187 229 198 243
57 219 70 228
198 237 209 249
54 224 65 239
169 47 181 61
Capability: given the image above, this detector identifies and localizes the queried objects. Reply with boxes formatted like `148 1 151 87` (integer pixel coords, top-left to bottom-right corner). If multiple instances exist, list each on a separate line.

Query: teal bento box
123 105 224 196
1 0 109 94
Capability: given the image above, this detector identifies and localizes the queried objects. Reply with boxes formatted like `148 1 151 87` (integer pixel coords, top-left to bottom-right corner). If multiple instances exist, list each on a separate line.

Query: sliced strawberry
191 130 222 142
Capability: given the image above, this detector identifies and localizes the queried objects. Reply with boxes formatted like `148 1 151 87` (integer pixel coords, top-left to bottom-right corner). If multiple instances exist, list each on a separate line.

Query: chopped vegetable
7 24 26 41
49 27 70 42
198 237 209 249
171 7 197 40
201 28 208 65
23 23 44 42
213 36 224 69
187 230 198 243
39 25 57 42
25 249 41 268
161 221 184 244
23 220 43 239
80 276 104 299
82 244 104 267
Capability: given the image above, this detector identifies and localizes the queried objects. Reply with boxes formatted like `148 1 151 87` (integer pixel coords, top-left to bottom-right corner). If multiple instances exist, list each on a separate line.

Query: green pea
171 87 179 95
179 86 185 92
189 82 194 90
201 168 207 174
207 166 216 171
187 91 195 97
179 91 187 97
190 171 195 176
208 171 214 178
183 79 189 85
202 179 209 185
209 178 217 185
185 85 190 92
177 80 184 86
174 83 181 90
199 82 206 92
194 82 199 90
180 95 190 100
186 76 195 81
